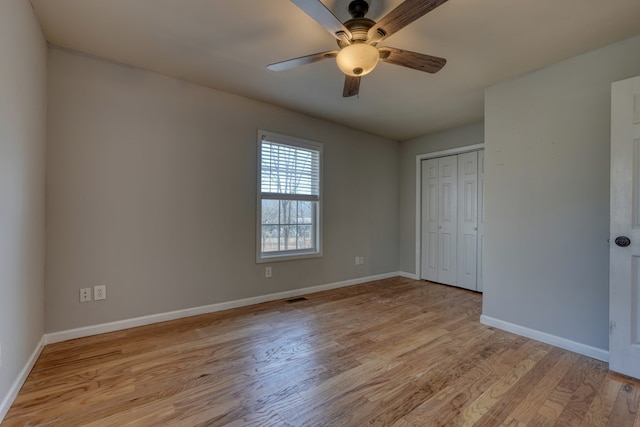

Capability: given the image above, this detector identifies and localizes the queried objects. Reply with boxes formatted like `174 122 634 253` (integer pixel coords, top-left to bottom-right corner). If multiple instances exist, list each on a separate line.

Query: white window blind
260 138 320 201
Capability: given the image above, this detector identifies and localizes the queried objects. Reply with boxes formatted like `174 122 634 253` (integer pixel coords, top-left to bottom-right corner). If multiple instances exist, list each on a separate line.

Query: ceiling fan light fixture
336 43 379 77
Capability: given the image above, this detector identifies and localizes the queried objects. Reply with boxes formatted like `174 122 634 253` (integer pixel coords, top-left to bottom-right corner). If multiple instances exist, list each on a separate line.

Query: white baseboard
480 315 609 362
399 271 419 280
44 272 400 345
0 337 45 423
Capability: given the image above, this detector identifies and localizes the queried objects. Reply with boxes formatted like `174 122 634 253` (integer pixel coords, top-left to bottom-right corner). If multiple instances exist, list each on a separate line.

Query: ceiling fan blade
379 47 446 73
343 75 361 97
368 0 448 42
268 51 338 72
291 0 352 40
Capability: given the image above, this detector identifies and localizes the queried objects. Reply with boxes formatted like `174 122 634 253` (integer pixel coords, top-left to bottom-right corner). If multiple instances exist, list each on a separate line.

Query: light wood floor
4 277 640 426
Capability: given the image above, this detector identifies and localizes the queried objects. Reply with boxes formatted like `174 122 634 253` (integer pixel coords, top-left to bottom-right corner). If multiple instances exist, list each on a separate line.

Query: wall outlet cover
94 285 106 301
80 288 91 302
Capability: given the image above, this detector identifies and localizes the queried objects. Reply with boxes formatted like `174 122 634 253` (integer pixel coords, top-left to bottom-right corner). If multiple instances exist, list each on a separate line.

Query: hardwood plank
581 374 622 427
530 355 602 425
608 379 640 427
403 340 526 425
553 357 608 425
3 278 640 426
449 346 549 426
471 346 565 427
365 328 513 425
499 350 578 426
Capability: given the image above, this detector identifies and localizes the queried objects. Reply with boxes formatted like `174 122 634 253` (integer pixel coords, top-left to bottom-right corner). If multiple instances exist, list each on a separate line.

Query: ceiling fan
268 0 449 97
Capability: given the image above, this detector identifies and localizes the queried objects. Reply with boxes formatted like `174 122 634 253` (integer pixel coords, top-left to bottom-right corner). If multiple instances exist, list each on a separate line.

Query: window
257 131 322 262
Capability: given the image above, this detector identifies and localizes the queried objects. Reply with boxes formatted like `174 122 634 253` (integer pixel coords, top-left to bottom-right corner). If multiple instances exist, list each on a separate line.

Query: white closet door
456 152 478 291
477 150 485 292
421 159 439 281
438 155 458 286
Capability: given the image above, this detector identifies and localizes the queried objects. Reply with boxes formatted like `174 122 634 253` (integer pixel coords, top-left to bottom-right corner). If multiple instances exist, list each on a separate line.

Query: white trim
44 272 400 345
480 315 609 362
416 144 485 162
399 271 419 280
414 143 484 280
0 337 45 423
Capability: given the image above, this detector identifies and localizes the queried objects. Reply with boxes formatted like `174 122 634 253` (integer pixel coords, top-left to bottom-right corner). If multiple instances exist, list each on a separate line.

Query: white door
456 151 478 291
421 158 439 282
477 150 485 292
610 75 640 379
438 155 458 286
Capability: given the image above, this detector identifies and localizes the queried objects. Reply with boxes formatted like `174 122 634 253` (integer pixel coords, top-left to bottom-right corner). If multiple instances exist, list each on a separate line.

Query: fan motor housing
337 18 376 48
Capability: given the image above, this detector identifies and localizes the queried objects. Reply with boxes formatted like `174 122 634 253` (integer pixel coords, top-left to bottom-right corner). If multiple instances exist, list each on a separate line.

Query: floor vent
286 297 308 304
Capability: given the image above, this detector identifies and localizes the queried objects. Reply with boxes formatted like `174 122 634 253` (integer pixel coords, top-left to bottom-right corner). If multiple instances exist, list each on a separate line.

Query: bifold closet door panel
456 151 478 291
437 155 458 286
421 158 439 281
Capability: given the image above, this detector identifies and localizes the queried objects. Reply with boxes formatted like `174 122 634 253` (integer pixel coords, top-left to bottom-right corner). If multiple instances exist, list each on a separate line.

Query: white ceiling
31 0 640 141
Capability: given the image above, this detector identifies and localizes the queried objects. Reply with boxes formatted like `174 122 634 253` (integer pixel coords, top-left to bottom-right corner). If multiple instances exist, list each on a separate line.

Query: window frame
256 130 323 263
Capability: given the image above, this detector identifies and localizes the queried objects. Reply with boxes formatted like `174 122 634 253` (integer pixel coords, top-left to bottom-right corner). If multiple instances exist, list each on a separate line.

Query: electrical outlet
94 285 106 301
355 257 360 265
80 288 91 302
265 267 272 278
360 256 365 265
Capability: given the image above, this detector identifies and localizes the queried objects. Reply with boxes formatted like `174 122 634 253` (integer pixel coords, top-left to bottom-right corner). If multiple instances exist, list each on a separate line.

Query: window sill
257 251 322 264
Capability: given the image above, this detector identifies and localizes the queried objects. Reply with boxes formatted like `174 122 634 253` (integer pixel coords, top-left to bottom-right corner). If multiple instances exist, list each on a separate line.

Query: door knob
615 236 631 247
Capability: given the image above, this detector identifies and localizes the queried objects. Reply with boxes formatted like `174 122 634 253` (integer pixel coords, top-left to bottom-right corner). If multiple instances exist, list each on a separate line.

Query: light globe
336 43 379 77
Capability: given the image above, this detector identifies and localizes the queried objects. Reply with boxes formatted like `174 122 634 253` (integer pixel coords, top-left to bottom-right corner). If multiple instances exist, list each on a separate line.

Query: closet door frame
414 143 484 282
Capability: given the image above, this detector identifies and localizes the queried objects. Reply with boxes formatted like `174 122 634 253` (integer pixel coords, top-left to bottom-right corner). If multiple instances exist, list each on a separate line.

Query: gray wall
398 122 484 274
45 48 399 332
0 0 47 410
484 34 640 351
